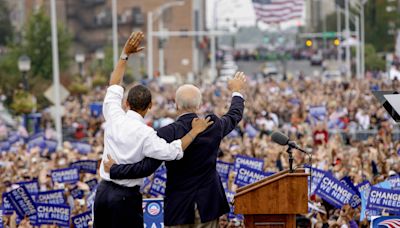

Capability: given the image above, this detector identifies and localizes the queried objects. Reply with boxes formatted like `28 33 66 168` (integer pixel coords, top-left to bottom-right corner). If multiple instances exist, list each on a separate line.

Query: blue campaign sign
86 190 96 211
234 155 264 172
0 207 3 228
0 141 10 152
89 102 103 118
44 140 58 153
360 180 392 221
36 203 70 227
216 160 232 180
306 166 328 195
357 180 371 194
340 176 360 197
149 175 167 197
309 106 327 122
72 211 92 228
70 187 85 199
85 178 98 191
51 167 80 184
8 132 20 145
16 179 39 195
387 175 400 190
37 190 65 205
6 186 37 218
71 142 92 155
234 166 269 187
371 216 400 228
141 177 152 193
314 173 360 209
143 199 164 228
71 160 98 174
367 186 400 214
2 193 14 215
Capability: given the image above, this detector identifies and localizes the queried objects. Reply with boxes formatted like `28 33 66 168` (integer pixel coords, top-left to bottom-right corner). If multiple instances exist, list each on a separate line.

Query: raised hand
228 71 247 92
123 31 145 56
191 117 214 135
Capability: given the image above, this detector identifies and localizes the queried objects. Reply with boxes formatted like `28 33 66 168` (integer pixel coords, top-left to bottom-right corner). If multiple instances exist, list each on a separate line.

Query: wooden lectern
234 169 308 228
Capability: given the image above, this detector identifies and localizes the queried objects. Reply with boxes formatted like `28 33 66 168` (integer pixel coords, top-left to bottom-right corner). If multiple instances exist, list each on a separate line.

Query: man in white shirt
93 32 213 228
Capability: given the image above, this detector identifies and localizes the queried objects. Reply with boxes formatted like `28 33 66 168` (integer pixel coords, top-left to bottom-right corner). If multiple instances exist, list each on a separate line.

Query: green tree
0 0 13 45
25 8 71 80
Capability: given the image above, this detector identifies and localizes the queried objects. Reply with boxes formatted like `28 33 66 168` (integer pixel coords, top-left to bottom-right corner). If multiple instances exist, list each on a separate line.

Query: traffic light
333 38 340 46
305 39 313 47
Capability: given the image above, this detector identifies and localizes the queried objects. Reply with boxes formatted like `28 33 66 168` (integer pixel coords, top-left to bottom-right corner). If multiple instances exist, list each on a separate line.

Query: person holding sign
94 32 213 228
104 72 246 227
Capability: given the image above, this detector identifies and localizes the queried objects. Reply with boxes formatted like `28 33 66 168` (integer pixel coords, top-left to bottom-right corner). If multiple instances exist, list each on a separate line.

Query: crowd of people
0 71 399 227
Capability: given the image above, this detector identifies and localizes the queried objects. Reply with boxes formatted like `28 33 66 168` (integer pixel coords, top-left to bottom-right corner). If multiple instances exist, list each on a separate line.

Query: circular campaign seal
147 202 161 216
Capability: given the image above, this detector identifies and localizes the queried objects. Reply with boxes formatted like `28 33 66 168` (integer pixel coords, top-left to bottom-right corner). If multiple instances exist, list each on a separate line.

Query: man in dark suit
103 72 246 227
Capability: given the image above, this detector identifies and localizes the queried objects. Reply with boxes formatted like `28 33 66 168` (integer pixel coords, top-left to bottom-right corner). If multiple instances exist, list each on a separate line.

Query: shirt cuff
232 92 244 99
171 139 184 160
107 85 124 97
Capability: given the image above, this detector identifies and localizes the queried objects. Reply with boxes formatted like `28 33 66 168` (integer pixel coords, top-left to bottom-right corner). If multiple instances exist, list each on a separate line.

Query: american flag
252 0 304 24
378 219 400 228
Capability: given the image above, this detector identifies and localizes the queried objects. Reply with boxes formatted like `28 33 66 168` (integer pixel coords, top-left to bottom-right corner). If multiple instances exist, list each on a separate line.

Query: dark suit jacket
110 95 244 226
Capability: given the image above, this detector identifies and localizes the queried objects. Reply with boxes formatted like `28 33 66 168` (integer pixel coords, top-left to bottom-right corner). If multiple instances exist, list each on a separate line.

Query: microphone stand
287 146 294 173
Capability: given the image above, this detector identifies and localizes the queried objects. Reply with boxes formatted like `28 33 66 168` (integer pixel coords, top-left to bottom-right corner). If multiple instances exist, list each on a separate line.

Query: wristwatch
120 53 129 61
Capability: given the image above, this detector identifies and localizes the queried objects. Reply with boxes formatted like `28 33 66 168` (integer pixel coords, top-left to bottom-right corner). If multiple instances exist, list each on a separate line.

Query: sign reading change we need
234 155 264 172
234 166 269 187
36 203 70 227
315 173 361 209
51 167 79 184
367 187 400 214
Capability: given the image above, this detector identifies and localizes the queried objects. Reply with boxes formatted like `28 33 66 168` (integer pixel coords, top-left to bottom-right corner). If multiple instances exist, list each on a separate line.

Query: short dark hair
127 85 152 112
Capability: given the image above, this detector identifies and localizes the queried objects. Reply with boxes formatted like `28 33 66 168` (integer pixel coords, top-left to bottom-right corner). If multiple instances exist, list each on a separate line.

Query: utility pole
337 4 342 63
345 0 351 78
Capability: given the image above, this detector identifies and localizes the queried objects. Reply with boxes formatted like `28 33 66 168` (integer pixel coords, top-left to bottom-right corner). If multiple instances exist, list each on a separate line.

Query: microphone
271 131 308 154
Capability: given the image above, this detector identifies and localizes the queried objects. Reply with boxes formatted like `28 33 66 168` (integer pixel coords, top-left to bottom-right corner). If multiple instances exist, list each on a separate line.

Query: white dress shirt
99 85 184 187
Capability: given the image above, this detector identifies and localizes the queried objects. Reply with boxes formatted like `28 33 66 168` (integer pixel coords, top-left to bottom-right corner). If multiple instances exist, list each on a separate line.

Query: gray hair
175 84 202 111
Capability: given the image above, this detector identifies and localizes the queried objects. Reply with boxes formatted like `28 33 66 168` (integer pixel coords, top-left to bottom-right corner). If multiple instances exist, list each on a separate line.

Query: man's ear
125 100 130 110
148 102 152 110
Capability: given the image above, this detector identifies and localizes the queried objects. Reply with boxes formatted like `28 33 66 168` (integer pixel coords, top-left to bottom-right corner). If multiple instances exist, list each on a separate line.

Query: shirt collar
126 110 145 123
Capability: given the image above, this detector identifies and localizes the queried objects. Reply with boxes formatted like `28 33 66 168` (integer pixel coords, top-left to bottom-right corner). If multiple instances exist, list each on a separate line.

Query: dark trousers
94 180 143 228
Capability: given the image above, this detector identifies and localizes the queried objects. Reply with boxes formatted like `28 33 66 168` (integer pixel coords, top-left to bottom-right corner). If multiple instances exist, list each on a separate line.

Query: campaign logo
371 216 400 228
147 202 161 216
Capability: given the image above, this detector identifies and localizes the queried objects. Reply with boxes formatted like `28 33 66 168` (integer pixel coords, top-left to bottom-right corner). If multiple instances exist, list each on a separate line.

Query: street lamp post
18 55 31 91
147 1 185 79
75 53 85 78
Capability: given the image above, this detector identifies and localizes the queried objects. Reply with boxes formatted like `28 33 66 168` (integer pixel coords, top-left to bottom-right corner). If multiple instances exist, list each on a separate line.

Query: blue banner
71 142 92 154
234 155 264 172
234 166 269 187
71 160 98 174
70 187 85 199
141 177 152 193
8 132 20 145
89 102 103 118
387 175 400 190
37 190 65 205
72 211 92 228
16 179 39 195
216 160 231 180
143 199 164 228
356 181 371 194
85 179 98 191
35 203 70 227
0 141 10 152
51 167 80 184
6 186 37 218
149 175 167 197
306 166 328 195
371 216 400 228
314 173 360 209
2 193 14 215
360 180 391 221
366 187 400 214
340 176 360 197
0 207 3 228
309 106 327 122
86 190 96 211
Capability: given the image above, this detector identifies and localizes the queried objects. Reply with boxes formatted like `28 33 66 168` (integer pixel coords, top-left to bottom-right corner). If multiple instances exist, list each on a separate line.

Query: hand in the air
123 31 145 55
228 71 247 92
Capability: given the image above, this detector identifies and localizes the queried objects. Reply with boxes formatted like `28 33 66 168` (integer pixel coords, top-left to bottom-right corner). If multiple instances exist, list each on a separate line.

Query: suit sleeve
220 95 245 137
109 125 175 180
110 158 163 179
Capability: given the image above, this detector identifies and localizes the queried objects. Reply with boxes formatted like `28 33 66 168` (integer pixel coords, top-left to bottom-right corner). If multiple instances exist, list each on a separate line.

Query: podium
234 169 308 228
